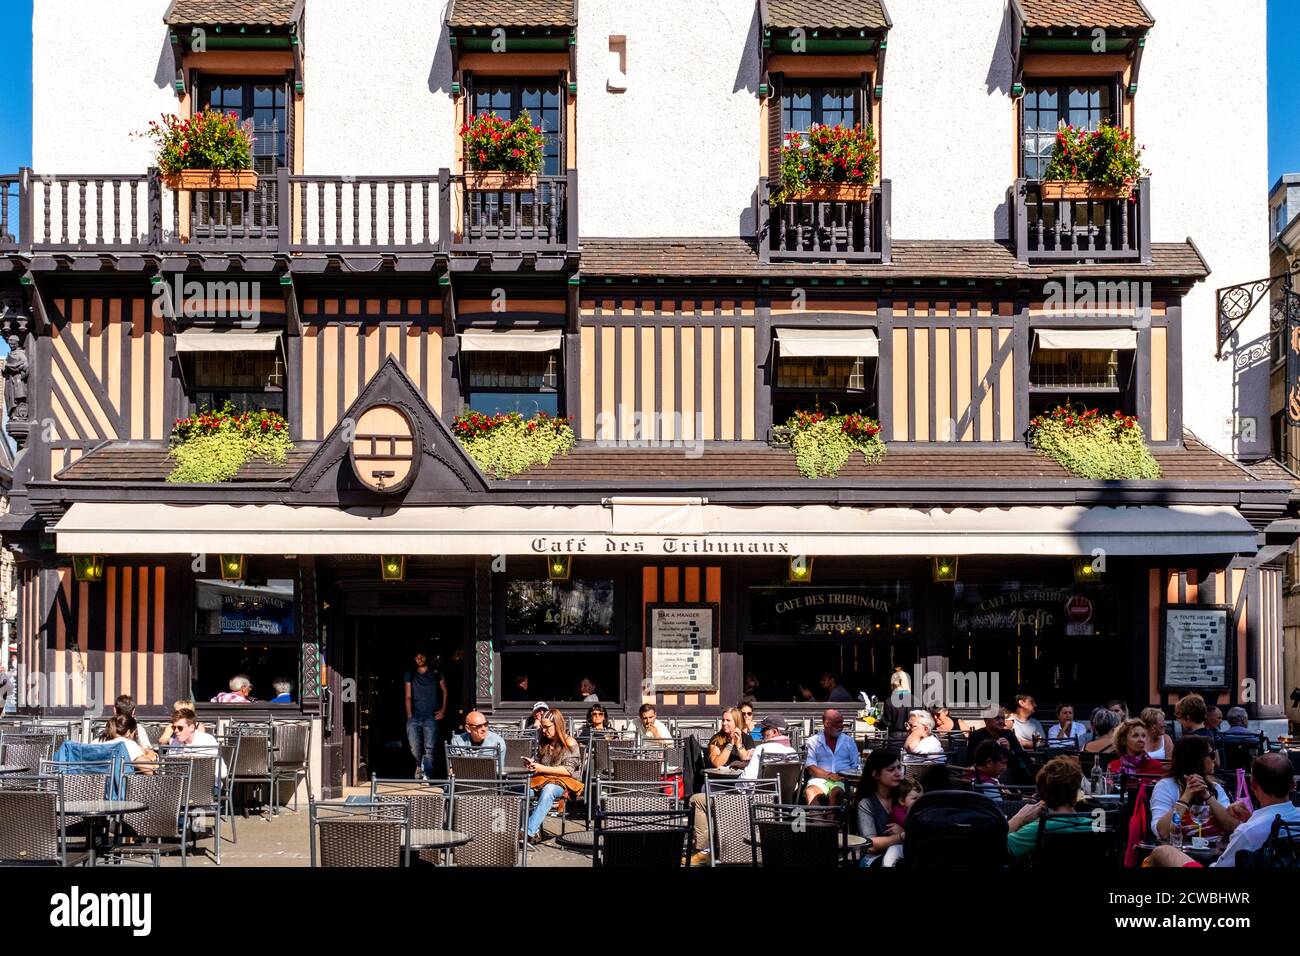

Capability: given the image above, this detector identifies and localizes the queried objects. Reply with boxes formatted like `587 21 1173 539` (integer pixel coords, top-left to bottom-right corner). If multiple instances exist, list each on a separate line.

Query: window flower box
162 169 259 191
460 110 546 190
143 109 257 192
1038 181 1130 201
773 124 879 207
1040 123 1146 195
464 170 538 193
788 183 876 202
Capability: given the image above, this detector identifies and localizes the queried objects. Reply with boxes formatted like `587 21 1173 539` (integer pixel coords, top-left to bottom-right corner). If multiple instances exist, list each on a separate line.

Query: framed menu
1160 605 1231 691
645 603 719 692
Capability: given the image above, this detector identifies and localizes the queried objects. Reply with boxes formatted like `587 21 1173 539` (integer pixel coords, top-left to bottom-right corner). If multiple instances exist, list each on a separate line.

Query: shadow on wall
153 29 174 92
732 2 762 237
1230 331 1273 459
987 2 1015 241
428 7 454 98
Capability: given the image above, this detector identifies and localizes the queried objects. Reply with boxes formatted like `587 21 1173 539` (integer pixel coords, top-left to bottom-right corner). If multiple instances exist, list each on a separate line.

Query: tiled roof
765 0 889 31
51 435 1267 489
163 0 299 25
577 238 1210 281
56 444 316 483
1018 0 1154 30
447 0 576 28
1245 457 1300 489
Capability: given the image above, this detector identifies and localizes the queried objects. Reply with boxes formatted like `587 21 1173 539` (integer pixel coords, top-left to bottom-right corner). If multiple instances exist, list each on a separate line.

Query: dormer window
782 83 861 137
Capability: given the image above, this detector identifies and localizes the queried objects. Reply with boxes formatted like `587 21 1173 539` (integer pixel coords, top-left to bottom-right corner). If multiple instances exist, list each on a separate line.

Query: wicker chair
592 809 692 867
758 750 804 802
1031 811 1118 867
310 799 409 868
0 775 84 866
117 760 193 865
705 777 779 865
610 748 667 783
371 778 450 866
448 747 500 781
168 750 228 864
0 740 52 773
595 778 678 815
224 728 275 824
449 778 528 867
503 736 535 772
749 802 847 868
271 720 312 812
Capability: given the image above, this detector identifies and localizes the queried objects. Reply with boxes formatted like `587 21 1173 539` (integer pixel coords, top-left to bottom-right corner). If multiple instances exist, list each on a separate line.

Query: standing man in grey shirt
405 650 447 780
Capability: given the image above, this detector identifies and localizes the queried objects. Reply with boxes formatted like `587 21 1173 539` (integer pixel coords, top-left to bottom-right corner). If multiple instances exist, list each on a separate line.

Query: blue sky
0 1 1297 183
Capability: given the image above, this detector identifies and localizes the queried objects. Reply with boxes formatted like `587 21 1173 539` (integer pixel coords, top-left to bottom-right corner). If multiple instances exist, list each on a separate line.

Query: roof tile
164 0 298 26
1019 0 1154 30
447 0 576 28
765 0 889 31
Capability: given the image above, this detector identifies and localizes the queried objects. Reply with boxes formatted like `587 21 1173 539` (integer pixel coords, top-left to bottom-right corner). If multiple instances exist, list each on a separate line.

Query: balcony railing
1012 177 1151 264
445 171 575 254
758 178 891 264
0 167 576 258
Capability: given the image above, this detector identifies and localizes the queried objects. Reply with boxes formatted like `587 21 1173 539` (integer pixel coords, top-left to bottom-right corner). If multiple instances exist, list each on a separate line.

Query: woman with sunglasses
578 704 611 739
1149 735 1246 844
736 703 760 743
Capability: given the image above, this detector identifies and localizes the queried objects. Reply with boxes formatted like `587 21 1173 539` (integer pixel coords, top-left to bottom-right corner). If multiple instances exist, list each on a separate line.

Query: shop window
743 583 915 704
771 329 878 423
465 350 560 417
499 579 620 705
190 578 298 705
188 349 286 415
1028 334 1136 418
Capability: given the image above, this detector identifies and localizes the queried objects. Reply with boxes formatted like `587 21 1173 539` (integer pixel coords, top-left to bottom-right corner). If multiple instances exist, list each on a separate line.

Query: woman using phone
524 709 584 844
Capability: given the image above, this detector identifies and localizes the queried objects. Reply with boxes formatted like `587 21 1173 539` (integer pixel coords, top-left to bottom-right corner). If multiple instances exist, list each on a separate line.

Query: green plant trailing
167 404 292 483
452 410 575 478
144 109 254 175
773 123 879 205
460 110 545 173
1042 123 1145 189
1029 405 1161 480
773 409 886 479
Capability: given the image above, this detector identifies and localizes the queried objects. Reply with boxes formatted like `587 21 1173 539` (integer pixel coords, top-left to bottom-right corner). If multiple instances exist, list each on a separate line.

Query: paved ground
160 788 592 867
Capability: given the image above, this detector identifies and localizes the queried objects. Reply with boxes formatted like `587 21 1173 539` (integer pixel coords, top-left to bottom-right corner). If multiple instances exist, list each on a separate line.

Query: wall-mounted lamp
788 555 814 583
1073 557 1102 584
73 555 105 583
219 554 246 581
932 557 959 583
548 555 572 581
380 555 407 582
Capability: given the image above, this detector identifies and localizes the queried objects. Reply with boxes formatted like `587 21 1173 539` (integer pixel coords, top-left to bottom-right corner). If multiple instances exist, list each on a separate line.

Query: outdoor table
0 764 29 774
63 799 147 866
555 829 596 852
1137 840 1224 865
406 828 472 867
704 766 742 778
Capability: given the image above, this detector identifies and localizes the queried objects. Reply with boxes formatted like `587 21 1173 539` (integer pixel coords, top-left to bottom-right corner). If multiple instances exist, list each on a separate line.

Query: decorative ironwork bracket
1215 258 1300 359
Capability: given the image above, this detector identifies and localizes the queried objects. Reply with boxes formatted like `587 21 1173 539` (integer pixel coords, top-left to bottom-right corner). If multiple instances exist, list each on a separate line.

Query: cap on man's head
760 714 788 732
532 701 549 713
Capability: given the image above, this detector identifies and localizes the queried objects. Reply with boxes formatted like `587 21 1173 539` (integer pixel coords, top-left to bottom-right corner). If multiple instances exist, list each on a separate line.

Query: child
883 779 923 866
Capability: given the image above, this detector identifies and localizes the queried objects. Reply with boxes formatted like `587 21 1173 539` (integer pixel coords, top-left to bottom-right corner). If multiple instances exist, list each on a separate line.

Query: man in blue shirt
804 708 861 806
404 651 447 780
269 679 293 704
449 710 507 774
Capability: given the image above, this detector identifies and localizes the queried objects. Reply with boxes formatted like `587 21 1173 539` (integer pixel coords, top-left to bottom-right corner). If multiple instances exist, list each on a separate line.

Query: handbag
1234 767 1254 813
1122 782 1151 868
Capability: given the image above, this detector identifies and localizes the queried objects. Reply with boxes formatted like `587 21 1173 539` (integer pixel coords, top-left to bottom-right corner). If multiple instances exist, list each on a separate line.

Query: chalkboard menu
645 604 718 692
1161 605 1230 691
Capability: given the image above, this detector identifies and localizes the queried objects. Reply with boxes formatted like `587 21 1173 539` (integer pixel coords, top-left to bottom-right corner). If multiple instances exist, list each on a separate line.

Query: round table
407 828 473 867
704 766 743 778
1137 840 1224 864
555 829 596 851
63 800 148 866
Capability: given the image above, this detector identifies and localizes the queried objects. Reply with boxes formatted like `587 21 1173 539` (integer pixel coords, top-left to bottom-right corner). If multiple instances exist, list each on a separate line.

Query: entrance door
350 614 466 783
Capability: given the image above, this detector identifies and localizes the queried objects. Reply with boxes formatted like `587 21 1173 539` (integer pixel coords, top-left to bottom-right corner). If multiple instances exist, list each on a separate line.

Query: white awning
460 329 563 352
175 330 281 353
776 327 879 358
53 503 1258 558
1034 329 1138 351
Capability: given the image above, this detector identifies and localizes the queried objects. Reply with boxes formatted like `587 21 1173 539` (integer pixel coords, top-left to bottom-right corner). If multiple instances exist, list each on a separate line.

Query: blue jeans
407 716 438 778
527 783 565 837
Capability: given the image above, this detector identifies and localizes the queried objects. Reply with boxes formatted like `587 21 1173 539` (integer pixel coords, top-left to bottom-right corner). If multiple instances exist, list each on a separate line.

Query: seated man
211 674 254 704
1147 753 1300 868
269 679 293 704
449 710 507 774
970 739 1010 801
1005 756 1092 859
1219 706 1257 738
168 708 227 781
636 703 671 743
741 715 797 780
804 708 860 806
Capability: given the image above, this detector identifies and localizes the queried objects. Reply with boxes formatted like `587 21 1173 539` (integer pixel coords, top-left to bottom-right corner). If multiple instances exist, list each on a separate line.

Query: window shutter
860 72 873 130
558 69 568 171
1113 72 1124 128
768 72 785 163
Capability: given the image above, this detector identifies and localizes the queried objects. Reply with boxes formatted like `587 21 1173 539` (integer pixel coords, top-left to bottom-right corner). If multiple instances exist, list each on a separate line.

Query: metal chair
0 740 53 773
117 759 193 866
902 758 947 782
166 749 228 864
224 728 275 823
610 748 668 783
371 777 451 866
1031 811 1117 868
758 750 804 802
503 735 535 772
309 798 410 868
596 778 679 814
0 774 85 866
592 809 692 867
271 719 312 812
1216 732 1267 773
448 778 529 867
705 777 779 865
448 746 500 780
749 802 847 867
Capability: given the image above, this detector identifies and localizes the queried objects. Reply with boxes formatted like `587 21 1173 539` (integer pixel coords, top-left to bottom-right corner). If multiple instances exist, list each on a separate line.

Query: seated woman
524 709 584 844
931 707 958 734
577 704 611 739
706 708 753 769
98 714 158 770
1140 706 1175 762
1107 718 1165 778
854 749 904 867
1149 735 1247 845
903 709 944 759
1046 703 1088 748
1082 708 1121 757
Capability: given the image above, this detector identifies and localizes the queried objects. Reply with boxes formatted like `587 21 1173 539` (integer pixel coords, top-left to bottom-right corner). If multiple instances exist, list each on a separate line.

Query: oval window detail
350 404 418 493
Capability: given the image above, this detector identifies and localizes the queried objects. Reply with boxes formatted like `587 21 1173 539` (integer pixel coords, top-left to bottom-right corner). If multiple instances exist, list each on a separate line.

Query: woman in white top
1149 735 1246 843
98 714 156 769
904 709 944 757
1140 706 1174 761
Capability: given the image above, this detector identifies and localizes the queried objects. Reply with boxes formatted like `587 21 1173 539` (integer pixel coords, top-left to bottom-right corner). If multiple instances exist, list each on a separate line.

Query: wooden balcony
1012 177 1151 264
0 167 573 261
758 177 891 264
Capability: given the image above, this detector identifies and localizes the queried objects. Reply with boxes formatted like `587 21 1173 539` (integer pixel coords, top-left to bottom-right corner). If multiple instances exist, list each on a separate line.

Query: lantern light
932 557 959 583
73 555 105 583
548 555 572 581
788 556 814 583
380 555 407 582
219 554 246 581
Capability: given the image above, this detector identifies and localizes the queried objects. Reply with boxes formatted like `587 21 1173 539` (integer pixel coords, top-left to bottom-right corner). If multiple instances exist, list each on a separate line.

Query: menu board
645 604 718 692
1161 605 1230 691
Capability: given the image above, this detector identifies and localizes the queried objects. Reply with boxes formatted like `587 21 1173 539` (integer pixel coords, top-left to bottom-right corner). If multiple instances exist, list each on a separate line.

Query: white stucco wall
576 0 760 237
1141 0 1270 457
32 0 177 172
884 0 1014 241
302 0 455 175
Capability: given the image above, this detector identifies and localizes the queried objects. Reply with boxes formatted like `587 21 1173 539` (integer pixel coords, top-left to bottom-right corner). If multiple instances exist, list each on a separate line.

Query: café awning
1034 329 1138 351
53 502 1258 558
175 330 281 353
460 329 563 352
776 328 879 358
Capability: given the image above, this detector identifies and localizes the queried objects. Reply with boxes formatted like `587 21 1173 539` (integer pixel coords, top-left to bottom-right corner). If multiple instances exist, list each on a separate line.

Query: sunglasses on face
466 723 488 730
